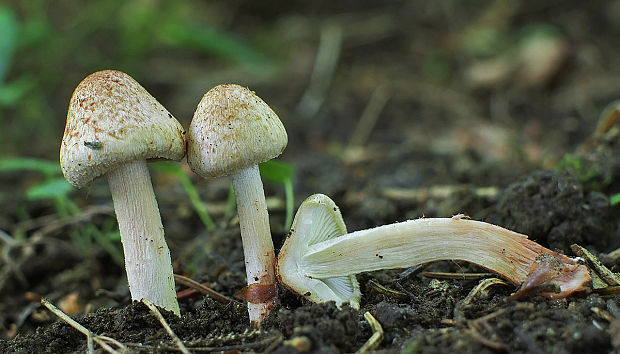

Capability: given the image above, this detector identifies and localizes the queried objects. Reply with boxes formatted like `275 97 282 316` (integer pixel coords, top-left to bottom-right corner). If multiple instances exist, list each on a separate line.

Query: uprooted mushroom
277 194 591 308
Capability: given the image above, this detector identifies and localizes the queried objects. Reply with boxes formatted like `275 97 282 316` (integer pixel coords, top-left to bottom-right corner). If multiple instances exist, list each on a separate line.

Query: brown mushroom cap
60 70 186 188
187 84 287 178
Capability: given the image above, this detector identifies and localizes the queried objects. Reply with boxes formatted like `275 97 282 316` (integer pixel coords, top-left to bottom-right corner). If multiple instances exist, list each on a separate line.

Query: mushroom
187 84 287 326
60 70 185 316
276 194 591 308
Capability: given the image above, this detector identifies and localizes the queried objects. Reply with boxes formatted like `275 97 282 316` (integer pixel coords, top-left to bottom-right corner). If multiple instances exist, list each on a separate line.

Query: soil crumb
489 170 615 252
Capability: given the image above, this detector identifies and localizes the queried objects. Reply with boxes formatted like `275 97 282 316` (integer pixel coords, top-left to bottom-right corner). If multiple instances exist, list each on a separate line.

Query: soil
2 1 620 353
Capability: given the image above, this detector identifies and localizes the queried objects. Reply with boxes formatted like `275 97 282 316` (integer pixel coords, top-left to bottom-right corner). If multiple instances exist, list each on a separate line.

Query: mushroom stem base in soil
232 165 277 326
107 160 180 316
277 194 591 308
186 84 287 327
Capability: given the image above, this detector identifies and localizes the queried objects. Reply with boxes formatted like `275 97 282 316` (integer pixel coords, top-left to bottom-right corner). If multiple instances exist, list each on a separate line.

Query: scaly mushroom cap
60 70 186 188
187 84 287 178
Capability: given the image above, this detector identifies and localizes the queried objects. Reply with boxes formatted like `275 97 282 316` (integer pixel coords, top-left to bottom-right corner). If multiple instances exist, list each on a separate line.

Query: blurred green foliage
0 156 123 263
0 5 34 108
153 160 297 232
0 157 75 215
0 0 272 158
0 157 61 176
1 1 294 247
151 161 217 231
260 160 295 231
611 193 620 206
0 6 18 83
1 156 295 246
556 153 610 191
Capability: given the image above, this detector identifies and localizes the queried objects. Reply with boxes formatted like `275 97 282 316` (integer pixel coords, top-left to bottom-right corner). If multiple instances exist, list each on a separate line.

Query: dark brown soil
2 1 620 353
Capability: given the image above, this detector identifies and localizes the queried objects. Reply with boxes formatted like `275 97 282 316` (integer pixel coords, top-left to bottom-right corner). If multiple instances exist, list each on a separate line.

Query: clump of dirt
1 299 262 353
267 302 371 352
488 170 615 252
400 294 615 353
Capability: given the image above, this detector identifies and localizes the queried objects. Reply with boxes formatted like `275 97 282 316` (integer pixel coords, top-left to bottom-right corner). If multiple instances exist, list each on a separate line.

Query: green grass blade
611 193 620 206
158 20 267 69
283 179 294 231
0 157 62 176
0 5 19 83
259 160 294 184
177 172 217 231
151 162 216 231
26 177 73 200
259 160 296 231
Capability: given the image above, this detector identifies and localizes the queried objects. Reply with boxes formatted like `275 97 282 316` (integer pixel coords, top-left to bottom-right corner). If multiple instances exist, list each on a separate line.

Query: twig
173 274 235 304
356 312 383 353
395 264 427 282
381 185 498 203
40 298 126 354
142 299 190 354
591 307 616 322
0 229 28 286
454 278 510 321
421 271 495 280
466 327 506 351
473 308 508 324
571 244 620 286
30 206 114 240
0 229 16 246
1 207 114 291
367 279 408 299
595 99 620 136
173 333 281 352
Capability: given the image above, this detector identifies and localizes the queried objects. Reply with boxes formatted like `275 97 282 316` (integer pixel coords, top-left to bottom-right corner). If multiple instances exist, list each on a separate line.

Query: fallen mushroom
187 84 287 326
276 194 591 308
60 70 185 316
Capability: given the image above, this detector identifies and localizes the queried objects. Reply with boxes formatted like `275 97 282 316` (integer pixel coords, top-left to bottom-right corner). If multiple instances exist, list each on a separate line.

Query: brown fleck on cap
60 70 186 188
187 84 287 177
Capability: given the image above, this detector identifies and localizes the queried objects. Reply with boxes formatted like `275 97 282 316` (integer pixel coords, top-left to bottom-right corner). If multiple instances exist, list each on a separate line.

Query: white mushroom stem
231 164 276 326
107 160 180 316
299 217 588 296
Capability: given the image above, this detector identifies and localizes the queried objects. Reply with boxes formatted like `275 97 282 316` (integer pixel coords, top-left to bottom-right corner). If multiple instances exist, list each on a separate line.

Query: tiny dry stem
142 299 190 354
41 298 126 354
173 274 235 303
356 312 383 353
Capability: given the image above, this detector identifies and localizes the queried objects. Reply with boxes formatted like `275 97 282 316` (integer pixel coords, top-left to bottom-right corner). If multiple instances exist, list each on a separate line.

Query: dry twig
142 299 190 354
421 271 495 280
173 274 235 304
357 312 384 353
41 298 126 354
454 278 510 321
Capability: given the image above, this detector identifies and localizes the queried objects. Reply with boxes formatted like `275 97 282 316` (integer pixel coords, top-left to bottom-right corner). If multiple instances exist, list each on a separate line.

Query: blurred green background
3 0 620 193
0 0 295 158
4 0 620 161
